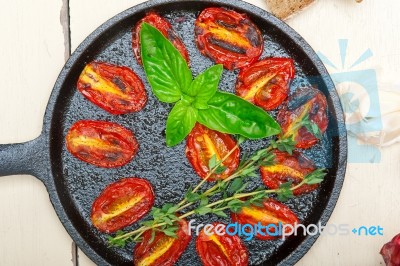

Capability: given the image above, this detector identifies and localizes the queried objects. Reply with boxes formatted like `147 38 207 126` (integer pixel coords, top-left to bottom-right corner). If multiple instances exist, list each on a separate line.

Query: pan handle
0 134 48 181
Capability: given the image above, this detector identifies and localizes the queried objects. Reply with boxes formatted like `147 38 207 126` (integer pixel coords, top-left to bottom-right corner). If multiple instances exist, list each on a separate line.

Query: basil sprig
140 23 281 146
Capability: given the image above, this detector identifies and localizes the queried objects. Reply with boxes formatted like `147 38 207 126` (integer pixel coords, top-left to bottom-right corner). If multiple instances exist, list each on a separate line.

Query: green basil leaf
193 101 209 110
197 92 281 139
181 94 195 105
166 100 197 147
140 23 192 103
185 64 223 102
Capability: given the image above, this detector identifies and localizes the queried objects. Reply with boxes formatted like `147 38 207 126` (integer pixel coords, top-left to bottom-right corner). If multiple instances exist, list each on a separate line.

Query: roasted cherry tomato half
66 120 138 168
134 217 192 266
277 87 329 149
196 222 248 266
231 199 299 240
132 12 190 65
260 150 317 195
236 58 295 111
77 62 147 115
195 7 263 70
185 123 240 181
91 178 154 233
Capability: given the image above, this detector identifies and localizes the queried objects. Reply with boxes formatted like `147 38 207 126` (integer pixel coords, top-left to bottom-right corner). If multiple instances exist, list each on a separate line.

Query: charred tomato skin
134 217 192 266
196 222 248 266
236 58 295 111
185 123 240 181
195 7 263 70
278 88 329 149
65 120 138 168
91 178 154 233
231 199 299 240
132 12 190 64
260 150 317 195
77 62 147 115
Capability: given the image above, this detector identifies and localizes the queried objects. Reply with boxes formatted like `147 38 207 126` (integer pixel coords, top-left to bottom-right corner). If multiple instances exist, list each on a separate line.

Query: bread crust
265 0 316 20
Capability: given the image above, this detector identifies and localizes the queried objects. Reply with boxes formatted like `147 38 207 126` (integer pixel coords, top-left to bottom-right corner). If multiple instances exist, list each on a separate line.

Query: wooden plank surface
0 0 74 265
286 2 400 265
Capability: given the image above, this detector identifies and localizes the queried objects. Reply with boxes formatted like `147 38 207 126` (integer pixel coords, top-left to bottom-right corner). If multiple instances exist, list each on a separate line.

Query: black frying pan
0 0 347 265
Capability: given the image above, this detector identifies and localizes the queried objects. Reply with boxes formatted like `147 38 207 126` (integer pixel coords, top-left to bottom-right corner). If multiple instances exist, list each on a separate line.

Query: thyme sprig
107 167 326 247
280 112 323 150
107 136 327 248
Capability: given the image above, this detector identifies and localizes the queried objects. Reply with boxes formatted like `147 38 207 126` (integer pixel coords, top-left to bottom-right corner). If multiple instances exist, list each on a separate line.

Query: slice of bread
265 0 316 20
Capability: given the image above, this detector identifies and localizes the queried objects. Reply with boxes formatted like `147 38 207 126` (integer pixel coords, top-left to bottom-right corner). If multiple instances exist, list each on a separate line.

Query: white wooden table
1 0 399 265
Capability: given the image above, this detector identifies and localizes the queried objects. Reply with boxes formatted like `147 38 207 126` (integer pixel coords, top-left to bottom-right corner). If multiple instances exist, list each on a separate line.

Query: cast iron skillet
0 0 347 265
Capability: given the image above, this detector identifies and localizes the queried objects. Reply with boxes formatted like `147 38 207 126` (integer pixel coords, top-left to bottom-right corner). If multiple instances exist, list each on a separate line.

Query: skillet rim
40 0 348 265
